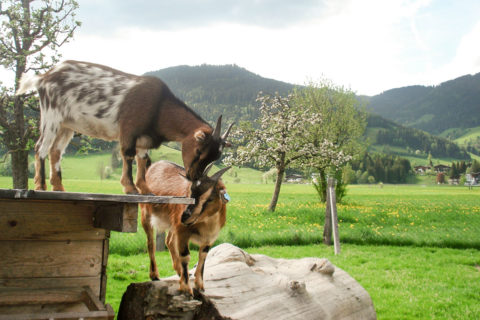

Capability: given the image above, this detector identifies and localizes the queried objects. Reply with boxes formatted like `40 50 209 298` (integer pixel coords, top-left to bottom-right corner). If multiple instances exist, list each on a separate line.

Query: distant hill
367 73 480 135
365 113 470 161
145 64 295 124
145 64 472 161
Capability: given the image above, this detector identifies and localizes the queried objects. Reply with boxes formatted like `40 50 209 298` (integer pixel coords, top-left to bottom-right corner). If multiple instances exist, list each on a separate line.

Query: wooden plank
0 276 101 298
0 302 89 318
94 203 138 232
0 309 113 320
0 240 103 278
0 200 106 241
99 235 110 304
82 286 106 311
156 232 166 251
0 188 194 204
0 287 84 306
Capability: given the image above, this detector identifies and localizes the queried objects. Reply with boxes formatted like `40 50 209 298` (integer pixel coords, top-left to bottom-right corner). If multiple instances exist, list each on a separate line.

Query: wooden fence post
327 178 341 255
156 232 165 251
323 189 332 245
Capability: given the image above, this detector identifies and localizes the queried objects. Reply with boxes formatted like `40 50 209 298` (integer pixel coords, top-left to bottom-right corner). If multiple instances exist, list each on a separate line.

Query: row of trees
345 153 412 184
448 160 480 179
225 81 367 211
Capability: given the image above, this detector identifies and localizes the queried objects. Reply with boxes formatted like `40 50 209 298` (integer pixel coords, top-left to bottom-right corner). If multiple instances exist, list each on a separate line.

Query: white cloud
2 0 479 97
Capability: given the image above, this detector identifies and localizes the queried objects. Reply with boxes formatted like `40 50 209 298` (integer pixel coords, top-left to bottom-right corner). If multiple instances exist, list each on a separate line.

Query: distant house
448 178 459 185
434 164 451 173
414 165 431 174
286 174 304 183
466 172 480 186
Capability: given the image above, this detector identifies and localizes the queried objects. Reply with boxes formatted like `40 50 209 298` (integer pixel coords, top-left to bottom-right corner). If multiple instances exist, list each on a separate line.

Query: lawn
1 173 479 319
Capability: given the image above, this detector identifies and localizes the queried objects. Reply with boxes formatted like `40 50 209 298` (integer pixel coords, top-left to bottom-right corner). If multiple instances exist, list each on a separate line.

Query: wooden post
323 190 332 245
156 232 166 251
327 178 341 255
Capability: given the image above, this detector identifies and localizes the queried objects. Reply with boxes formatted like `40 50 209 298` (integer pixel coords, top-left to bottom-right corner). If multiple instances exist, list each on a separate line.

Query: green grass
106 244 480 320
368 143 463 166
2 157 480 319
453 126 480 145
2 178 479 253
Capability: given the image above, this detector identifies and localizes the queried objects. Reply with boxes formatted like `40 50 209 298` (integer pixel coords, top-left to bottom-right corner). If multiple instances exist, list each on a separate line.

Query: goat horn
222 122 235 141
203 162 215 176
210 166 231 181
212 115 222 139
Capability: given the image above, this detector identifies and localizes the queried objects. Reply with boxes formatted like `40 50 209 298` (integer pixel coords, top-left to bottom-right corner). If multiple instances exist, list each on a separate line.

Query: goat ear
210 166 231 181
194 130 206 142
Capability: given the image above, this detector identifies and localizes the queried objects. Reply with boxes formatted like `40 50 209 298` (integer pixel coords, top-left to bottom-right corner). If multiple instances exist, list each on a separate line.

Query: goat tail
16 73 40 95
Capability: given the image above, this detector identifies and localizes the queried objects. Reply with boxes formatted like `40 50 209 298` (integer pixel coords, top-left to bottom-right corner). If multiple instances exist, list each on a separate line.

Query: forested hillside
367 73 480 135
142 64 472 161
367 114 470 160
145 64 295 123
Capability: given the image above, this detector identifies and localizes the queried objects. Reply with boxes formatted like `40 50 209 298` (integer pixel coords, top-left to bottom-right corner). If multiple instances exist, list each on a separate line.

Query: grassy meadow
1 153 480 319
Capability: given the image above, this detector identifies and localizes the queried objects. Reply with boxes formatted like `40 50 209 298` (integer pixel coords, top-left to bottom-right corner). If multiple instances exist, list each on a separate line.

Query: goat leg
141 205 160 280
34 154 47 191
135 153 152 195
194 244 211 291
176 234 193 295
120 154 139 194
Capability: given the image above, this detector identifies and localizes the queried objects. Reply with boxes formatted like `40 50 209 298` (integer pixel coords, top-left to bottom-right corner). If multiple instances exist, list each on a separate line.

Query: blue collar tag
223 192 231 202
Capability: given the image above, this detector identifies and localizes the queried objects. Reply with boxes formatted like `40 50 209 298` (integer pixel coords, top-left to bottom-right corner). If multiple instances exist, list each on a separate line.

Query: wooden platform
0 188 193 320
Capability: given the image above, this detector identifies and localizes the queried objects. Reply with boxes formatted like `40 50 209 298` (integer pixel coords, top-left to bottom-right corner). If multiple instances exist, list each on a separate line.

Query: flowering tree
0 0 80 188
225 91 322 211
294 81 367 203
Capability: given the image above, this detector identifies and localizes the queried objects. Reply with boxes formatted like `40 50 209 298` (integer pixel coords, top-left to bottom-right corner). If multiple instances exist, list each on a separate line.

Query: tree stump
118 243 376 320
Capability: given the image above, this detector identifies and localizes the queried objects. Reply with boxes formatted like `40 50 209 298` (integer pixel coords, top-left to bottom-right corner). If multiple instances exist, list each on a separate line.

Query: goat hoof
151 277 160 281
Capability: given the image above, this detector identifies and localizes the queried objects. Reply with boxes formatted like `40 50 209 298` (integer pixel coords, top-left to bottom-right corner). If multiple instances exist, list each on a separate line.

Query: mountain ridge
144 64 476 161
366 73 480 135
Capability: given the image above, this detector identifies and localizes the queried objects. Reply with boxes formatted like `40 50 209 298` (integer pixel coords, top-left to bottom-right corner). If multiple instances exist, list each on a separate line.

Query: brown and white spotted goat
139 160 230 294
16 60 233 194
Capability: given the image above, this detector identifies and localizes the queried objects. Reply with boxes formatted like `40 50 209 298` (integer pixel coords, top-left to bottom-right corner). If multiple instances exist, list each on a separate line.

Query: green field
1 159 480 319
451 126 480 145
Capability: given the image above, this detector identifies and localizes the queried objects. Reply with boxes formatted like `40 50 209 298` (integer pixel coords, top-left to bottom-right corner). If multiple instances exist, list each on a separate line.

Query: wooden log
118 244 376 320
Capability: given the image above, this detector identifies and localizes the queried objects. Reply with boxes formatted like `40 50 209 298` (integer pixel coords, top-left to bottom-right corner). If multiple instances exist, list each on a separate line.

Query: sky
2 0 480 96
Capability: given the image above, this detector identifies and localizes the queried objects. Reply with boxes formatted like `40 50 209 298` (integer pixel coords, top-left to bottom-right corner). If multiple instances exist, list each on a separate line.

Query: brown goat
140 160 230 294
15 60 233 194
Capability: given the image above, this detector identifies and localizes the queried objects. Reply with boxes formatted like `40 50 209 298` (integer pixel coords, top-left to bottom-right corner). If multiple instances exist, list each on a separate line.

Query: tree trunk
9 62 30 190
10 150 29 189
318 168 327 202
268 167 285 212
